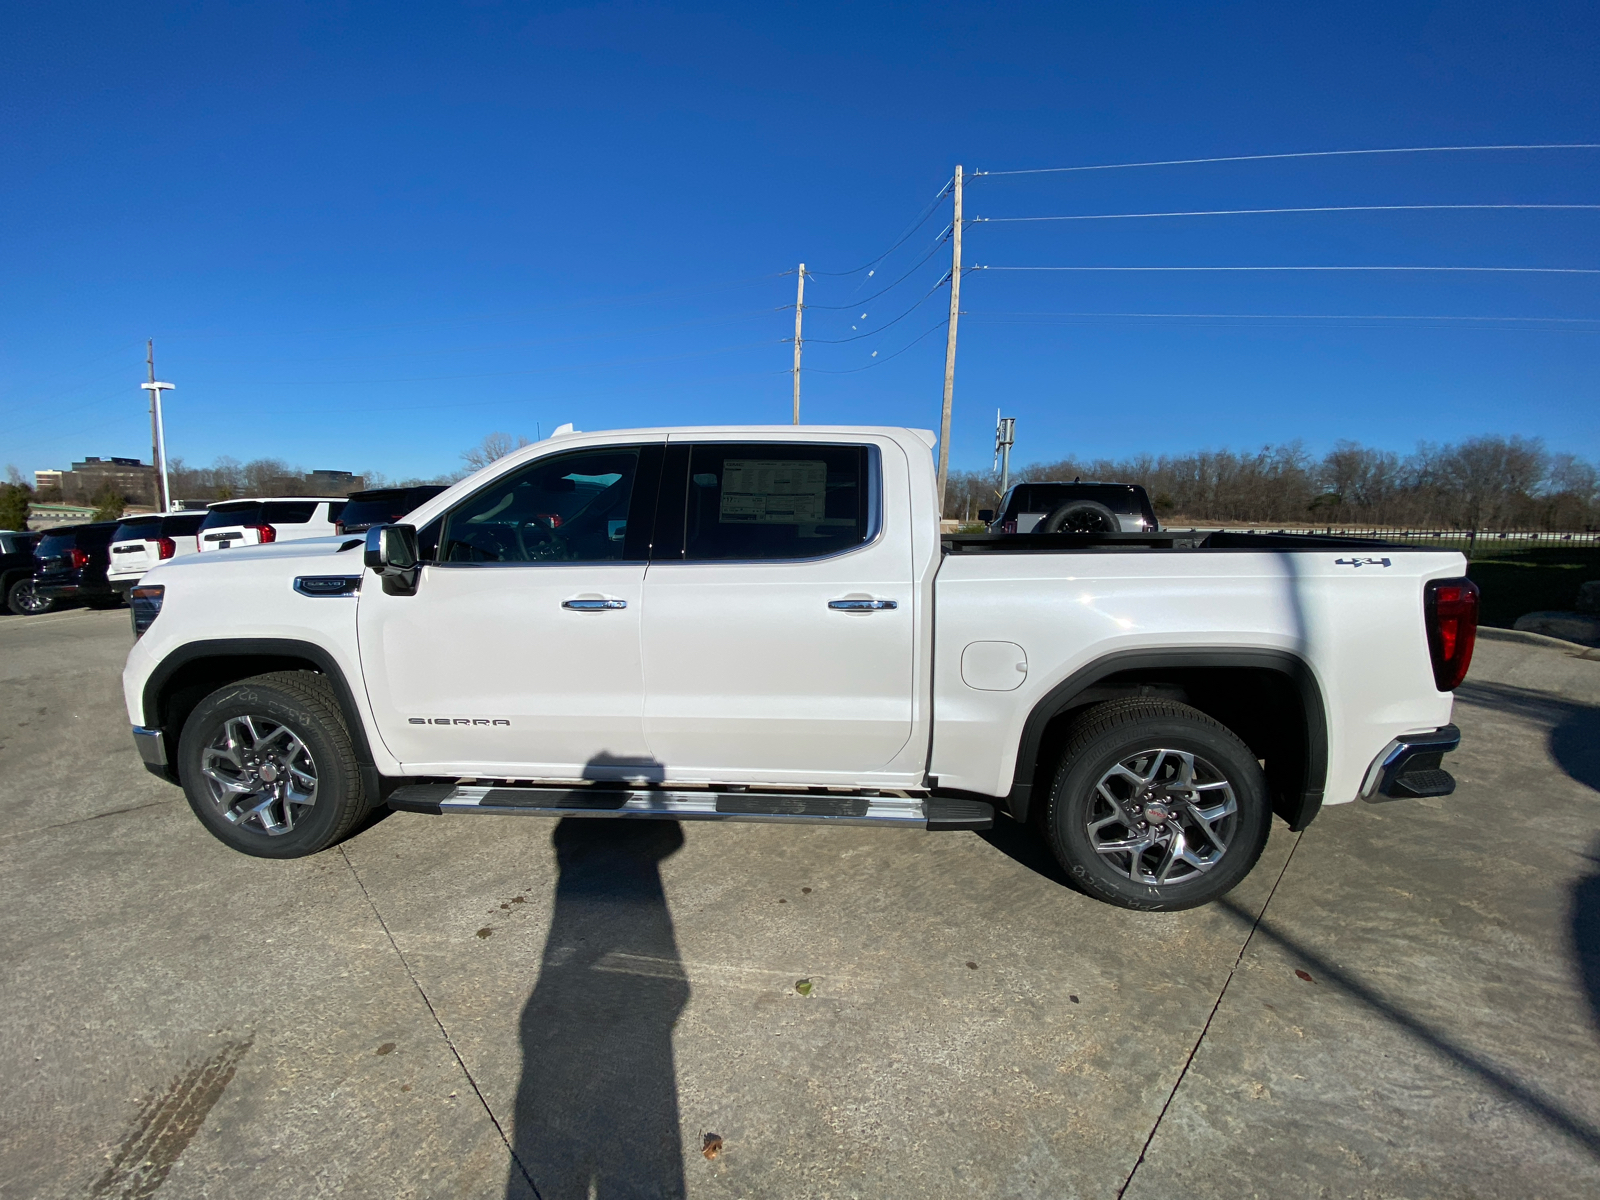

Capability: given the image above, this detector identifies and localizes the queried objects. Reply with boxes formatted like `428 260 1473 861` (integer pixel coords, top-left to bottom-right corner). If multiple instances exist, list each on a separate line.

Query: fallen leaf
375 1043 396 1056
702 1133 723 1160
476 928 494 939
1295 969 1313 983
1069 994 1080 1004
795 979 813 996
965 962 977 970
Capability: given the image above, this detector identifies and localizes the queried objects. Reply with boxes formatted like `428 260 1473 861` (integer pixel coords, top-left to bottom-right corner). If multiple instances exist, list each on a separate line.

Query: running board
385 784 993 830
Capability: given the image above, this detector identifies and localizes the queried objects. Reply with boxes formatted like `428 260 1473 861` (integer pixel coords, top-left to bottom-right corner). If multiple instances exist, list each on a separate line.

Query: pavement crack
1115 830 1304 1200
337 845 542 1199
0 798 178 843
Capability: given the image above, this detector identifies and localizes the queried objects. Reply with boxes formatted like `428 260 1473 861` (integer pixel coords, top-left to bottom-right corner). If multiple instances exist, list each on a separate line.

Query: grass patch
1466 546 1600 628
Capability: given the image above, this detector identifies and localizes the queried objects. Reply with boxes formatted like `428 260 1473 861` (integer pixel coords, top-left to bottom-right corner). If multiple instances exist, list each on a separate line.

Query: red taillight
246 524 277 543
68 548 90 569
1424 577 1479 691
156 537 176 559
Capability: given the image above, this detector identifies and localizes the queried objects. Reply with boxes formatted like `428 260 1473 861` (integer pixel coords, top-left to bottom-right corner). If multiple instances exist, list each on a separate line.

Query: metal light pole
994 411 1015 499
141 379 175 511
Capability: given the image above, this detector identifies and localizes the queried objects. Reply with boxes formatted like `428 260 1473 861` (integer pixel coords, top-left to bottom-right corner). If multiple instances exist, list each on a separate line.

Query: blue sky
3 1 1597 483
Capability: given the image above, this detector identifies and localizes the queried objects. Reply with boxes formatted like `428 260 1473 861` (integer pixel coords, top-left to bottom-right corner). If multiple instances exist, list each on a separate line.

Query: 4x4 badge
1333 557 1392 568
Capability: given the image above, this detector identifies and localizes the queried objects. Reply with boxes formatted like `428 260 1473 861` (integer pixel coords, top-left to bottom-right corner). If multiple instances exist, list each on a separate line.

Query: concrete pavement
0 609 1595 1198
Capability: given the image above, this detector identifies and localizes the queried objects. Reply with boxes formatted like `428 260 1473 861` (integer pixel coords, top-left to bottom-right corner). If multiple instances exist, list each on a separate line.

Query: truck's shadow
507 818 689 1199
1455 680 1600 1037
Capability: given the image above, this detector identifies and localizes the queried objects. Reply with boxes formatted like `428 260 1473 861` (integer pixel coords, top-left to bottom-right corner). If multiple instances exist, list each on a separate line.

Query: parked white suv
197 498 348 552
107 512 206 596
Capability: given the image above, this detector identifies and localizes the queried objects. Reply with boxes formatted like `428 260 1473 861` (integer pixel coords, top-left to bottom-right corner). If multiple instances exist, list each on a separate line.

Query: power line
804 317 950 374
979 265 1600 273
973 204 1600 223
802 281 946 343
968 310 1600 323
974 143 1600 178
803 235 949 310
808 178 953 277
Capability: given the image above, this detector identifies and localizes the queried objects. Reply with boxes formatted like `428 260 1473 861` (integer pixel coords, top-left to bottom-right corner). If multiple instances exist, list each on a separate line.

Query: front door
640 440 915 781
358 442 663 779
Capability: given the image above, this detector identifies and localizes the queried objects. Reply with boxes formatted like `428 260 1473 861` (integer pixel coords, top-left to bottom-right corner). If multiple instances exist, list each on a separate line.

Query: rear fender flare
1005 647 1328 831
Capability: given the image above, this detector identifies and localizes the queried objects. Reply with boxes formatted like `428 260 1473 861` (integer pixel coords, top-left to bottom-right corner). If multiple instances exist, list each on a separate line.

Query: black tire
178 671 369 859
6 577 54 616
1039 500 1119 535
1042 698 1271 911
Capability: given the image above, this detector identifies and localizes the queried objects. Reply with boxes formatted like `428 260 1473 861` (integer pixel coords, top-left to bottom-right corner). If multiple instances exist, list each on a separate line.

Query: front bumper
1361 724 1461 800
130 726 175 783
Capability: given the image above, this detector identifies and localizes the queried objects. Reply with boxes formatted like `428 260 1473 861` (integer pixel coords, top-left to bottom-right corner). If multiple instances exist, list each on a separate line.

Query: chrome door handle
828 599 897 611
562 598 627 610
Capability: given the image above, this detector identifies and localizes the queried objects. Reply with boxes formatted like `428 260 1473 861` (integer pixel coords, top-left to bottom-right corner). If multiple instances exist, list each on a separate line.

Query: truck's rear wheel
1042 699 1270 910
177 672 368 859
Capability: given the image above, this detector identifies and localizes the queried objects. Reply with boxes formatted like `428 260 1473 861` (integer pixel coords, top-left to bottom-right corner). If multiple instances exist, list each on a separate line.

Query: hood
145 534 363 579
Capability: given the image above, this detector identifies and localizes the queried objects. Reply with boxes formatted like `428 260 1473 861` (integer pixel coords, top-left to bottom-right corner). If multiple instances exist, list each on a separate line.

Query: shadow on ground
507 818 689 1200
1456 680 1600 1037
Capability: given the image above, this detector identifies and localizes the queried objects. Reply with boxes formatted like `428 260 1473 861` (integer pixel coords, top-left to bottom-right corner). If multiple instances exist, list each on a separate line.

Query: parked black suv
984 481 1159 535
334 485 449 535
2 530 44 615
31 522 122 610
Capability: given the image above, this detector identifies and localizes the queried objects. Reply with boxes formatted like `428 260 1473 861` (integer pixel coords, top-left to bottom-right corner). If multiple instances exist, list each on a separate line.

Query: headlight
130 584 164 638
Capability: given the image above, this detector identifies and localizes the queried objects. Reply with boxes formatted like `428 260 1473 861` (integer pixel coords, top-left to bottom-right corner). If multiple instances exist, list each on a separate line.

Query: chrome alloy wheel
1086 748 1239 886
199 715 319 836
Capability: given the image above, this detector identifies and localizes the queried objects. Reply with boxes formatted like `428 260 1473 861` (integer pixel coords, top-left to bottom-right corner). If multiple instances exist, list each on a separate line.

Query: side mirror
365 524 420 595
978 509 994 524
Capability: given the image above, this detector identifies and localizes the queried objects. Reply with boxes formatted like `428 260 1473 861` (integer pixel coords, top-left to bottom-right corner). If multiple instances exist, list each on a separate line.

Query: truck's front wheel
1043 699 1271 911
177 672 369 859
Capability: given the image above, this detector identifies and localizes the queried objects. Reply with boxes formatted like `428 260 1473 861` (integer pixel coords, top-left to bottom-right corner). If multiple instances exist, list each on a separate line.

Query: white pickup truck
122 426 1477 910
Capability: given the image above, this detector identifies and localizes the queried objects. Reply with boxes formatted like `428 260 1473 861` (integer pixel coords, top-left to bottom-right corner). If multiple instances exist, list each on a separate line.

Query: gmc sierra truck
121 426 1477 910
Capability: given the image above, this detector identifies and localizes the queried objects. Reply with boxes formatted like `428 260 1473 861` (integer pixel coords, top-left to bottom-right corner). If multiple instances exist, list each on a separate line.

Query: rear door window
113 519 162 543
673 443 871 562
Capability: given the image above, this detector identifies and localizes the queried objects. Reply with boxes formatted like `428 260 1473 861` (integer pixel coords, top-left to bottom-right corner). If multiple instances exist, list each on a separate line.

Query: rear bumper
1361 724 1461 800
35 578 114 600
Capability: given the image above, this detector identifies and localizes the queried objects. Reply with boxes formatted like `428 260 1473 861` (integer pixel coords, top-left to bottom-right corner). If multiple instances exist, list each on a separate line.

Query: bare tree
461 432 532 471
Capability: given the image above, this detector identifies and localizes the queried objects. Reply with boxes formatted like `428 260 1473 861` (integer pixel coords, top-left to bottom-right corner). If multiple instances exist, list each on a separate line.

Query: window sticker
719 460 828 524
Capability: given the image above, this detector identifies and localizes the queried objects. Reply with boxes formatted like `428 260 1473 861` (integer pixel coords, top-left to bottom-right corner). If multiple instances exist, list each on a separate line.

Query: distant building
307 469 364 495
36 457 157 505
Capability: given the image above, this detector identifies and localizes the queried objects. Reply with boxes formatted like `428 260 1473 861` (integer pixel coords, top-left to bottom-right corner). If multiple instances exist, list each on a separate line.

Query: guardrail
1166 526 1600 557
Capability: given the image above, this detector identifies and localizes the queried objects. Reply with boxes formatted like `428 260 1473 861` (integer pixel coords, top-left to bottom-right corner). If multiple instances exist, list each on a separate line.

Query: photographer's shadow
507 818 689 1199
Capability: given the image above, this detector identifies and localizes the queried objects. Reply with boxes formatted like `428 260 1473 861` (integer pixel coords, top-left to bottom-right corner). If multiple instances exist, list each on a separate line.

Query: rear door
357 441 664 777
639 439 915 779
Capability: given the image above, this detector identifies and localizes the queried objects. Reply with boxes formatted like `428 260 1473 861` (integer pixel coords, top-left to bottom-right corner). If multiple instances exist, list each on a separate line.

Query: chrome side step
386 783 993 830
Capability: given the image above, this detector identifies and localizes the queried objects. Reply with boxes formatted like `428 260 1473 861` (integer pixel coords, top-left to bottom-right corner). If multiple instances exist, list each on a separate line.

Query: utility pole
936 166 963 514
140 340 175 512
792 263 806 424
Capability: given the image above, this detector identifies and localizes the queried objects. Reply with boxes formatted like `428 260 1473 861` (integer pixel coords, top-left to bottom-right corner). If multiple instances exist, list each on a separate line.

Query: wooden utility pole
792 263 806 424
936 166 963 513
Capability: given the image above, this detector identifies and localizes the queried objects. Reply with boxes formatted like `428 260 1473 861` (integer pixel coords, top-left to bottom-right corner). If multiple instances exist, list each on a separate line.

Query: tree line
6 433 1597 532
945 435 1600 530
